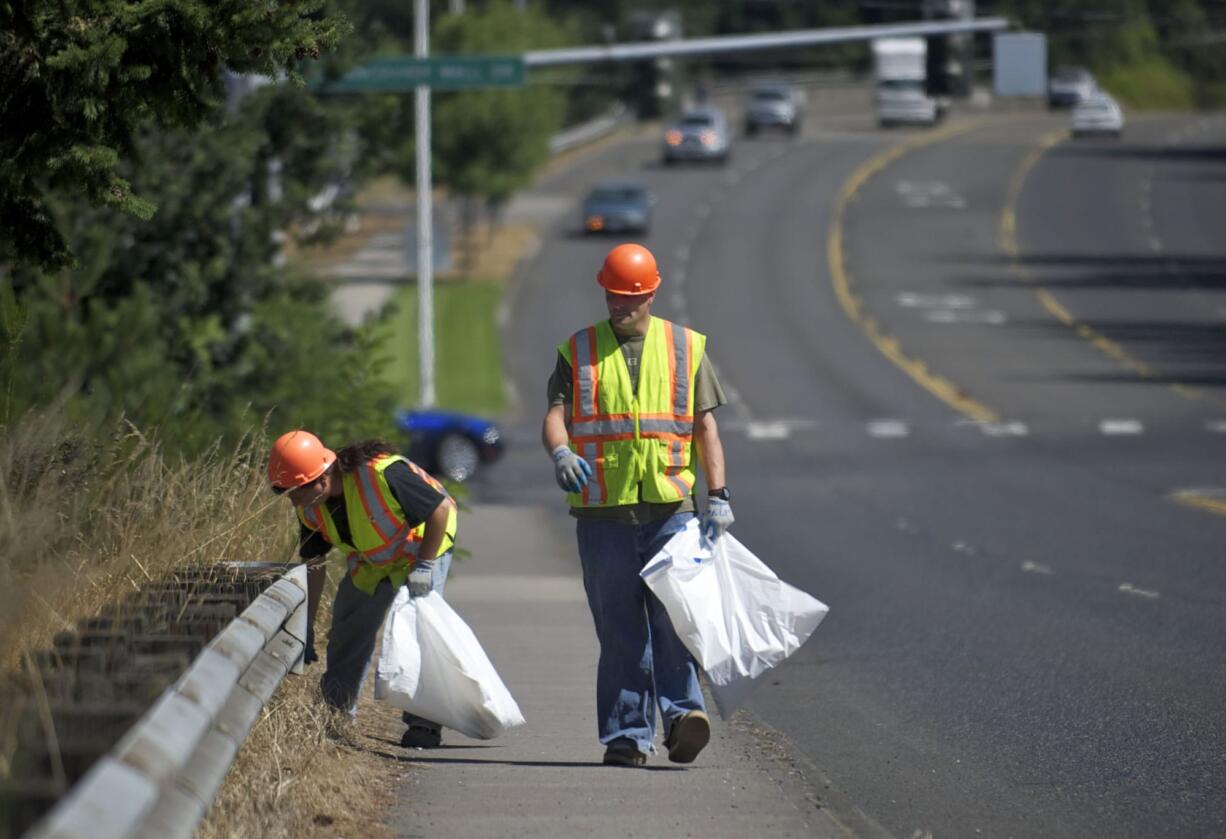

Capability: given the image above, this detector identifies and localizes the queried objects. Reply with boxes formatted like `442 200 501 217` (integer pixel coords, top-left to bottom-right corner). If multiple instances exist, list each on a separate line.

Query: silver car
1071 93 1124 138
1049 65 1096 109
745 82 803 136
663 106 731 165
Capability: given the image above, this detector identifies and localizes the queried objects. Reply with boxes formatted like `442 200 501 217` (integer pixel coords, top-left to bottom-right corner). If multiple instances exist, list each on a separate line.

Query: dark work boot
602 738 647 767
400 722 443 749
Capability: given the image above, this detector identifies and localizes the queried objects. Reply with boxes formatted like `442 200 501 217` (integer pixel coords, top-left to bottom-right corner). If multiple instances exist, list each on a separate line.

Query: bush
1098 57 1196 110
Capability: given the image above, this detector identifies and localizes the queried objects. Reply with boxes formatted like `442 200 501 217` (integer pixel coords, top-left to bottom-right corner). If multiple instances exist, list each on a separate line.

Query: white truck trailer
872 37 943 127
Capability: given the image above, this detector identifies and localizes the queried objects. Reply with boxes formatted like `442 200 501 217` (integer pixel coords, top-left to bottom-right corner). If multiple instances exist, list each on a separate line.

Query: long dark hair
334 439 398 474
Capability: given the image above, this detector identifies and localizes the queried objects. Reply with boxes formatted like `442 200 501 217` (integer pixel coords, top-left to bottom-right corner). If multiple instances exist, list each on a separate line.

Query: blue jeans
576 513 706 753
321 551 453 720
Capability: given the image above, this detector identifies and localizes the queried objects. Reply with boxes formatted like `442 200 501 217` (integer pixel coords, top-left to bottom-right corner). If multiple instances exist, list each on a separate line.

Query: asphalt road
482 104 1226 838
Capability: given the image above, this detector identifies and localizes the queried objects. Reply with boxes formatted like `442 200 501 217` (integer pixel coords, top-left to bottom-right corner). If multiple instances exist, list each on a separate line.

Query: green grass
371 279 506 416
1098 57 1196 110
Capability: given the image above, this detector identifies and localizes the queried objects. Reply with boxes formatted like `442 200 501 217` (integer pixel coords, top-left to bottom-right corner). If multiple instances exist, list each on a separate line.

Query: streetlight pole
414 0 436 407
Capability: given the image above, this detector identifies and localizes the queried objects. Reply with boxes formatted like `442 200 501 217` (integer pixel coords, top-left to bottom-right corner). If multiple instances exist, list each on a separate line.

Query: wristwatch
707 486 731 501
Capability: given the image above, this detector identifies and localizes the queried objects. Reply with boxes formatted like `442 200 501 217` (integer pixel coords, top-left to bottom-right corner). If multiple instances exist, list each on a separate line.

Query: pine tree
0 0 349 269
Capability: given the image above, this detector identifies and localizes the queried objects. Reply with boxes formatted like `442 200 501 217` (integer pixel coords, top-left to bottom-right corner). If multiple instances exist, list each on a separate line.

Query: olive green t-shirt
546 325 727 523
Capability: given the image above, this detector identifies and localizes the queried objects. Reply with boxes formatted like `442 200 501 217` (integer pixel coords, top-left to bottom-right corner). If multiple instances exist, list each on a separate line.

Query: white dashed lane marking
1022 561 1054 575
922 309 1008 325
745 422 790 441
896 292 978 309
1100 419 1144 435
1118 582 1160 600
867 420 910 438
896 180 967 210
727 417 1226 441
977 421 1030 437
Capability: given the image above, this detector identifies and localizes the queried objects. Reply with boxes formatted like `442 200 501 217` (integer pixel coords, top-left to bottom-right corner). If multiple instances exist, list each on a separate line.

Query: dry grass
0 414 290 669
197 619 411 839
0 411 418 836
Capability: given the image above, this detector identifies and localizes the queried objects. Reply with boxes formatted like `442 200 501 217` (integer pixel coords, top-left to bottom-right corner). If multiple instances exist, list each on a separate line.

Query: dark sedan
581 181 654 235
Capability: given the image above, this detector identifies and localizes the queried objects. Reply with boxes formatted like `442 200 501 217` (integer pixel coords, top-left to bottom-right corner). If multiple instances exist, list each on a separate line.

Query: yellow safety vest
559 316 705 507
298 454 457 595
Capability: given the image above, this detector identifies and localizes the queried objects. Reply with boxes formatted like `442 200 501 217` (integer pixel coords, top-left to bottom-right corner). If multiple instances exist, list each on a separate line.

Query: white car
1071 93 1124 138
876 79 940 127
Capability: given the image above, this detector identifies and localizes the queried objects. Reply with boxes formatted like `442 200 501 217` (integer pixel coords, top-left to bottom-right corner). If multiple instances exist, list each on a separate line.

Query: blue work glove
701 498 735 543
551 445 592 493
408 559 437 598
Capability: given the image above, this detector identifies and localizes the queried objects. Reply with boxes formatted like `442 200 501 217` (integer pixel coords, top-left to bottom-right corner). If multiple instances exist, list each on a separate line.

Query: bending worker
540 242 735 768
267 431 458 748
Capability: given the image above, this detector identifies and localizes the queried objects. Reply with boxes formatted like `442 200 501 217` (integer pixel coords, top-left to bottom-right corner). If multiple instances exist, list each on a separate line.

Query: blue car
581 181 654 235
395 409 504 482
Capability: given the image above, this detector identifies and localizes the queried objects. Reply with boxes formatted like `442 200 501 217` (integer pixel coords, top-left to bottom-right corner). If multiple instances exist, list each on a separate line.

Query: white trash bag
374 588 525 740
641 519 829 718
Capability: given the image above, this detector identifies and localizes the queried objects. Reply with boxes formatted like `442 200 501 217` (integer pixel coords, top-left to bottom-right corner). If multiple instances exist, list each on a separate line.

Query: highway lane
749 111 1226 837
1017 115 1226 401
488 107 1226 838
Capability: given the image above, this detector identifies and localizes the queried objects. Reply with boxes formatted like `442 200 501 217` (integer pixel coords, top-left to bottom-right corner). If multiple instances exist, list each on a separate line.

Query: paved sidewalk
387 502 851 838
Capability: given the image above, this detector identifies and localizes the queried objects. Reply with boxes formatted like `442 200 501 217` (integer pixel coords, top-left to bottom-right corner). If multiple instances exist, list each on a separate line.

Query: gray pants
320 551 452 721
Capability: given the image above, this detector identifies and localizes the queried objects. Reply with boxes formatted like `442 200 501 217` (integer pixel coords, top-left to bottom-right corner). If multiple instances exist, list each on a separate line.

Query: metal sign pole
414 0 436 407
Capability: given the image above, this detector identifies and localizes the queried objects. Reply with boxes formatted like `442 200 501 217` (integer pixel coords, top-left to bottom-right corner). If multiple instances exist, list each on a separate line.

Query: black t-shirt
297 460 446 559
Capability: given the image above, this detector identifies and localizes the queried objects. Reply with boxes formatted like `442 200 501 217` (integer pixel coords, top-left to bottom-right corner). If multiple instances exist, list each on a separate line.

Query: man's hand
551 445 592 493
701 498 734 543
408 559 436 598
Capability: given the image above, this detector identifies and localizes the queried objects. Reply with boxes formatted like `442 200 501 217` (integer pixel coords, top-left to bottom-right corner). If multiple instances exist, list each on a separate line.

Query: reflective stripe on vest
559 317 705 507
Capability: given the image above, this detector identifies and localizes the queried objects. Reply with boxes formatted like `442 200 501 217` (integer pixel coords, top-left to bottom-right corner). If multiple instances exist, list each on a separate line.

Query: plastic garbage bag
374 588 525 739
641 519 829 718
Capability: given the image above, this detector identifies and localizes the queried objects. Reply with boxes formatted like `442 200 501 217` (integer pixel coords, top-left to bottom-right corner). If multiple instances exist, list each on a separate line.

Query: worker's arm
415 497 453 563
693 408 726 491
694 408 734 541
542 403 570 453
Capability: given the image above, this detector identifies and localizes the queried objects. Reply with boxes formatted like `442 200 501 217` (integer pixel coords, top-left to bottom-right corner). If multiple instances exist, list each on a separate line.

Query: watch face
709 487 731 501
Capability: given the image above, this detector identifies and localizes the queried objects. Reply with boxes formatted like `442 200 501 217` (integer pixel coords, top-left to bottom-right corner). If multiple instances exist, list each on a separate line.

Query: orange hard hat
597 243 660 296
268 430 336 490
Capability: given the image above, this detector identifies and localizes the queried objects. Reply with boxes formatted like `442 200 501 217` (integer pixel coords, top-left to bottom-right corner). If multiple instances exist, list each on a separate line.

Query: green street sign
317 55 525 93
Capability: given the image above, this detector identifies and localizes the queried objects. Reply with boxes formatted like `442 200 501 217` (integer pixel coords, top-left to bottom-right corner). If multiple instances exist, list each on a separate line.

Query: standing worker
541 243 735 767
267 430 458 748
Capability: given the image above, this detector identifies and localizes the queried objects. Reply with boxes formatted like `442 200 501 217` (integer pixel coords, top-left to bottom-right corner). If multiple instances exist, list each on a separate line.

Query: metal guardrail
548 103 631 154
22 564 308 839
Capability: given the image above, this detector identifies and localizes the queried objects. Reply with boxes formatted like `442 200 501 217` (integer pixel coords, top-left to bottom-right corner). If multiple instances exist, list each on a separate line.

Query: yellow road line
828 120 1001 424
1000 130 1216 405
1169 491 1226 517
